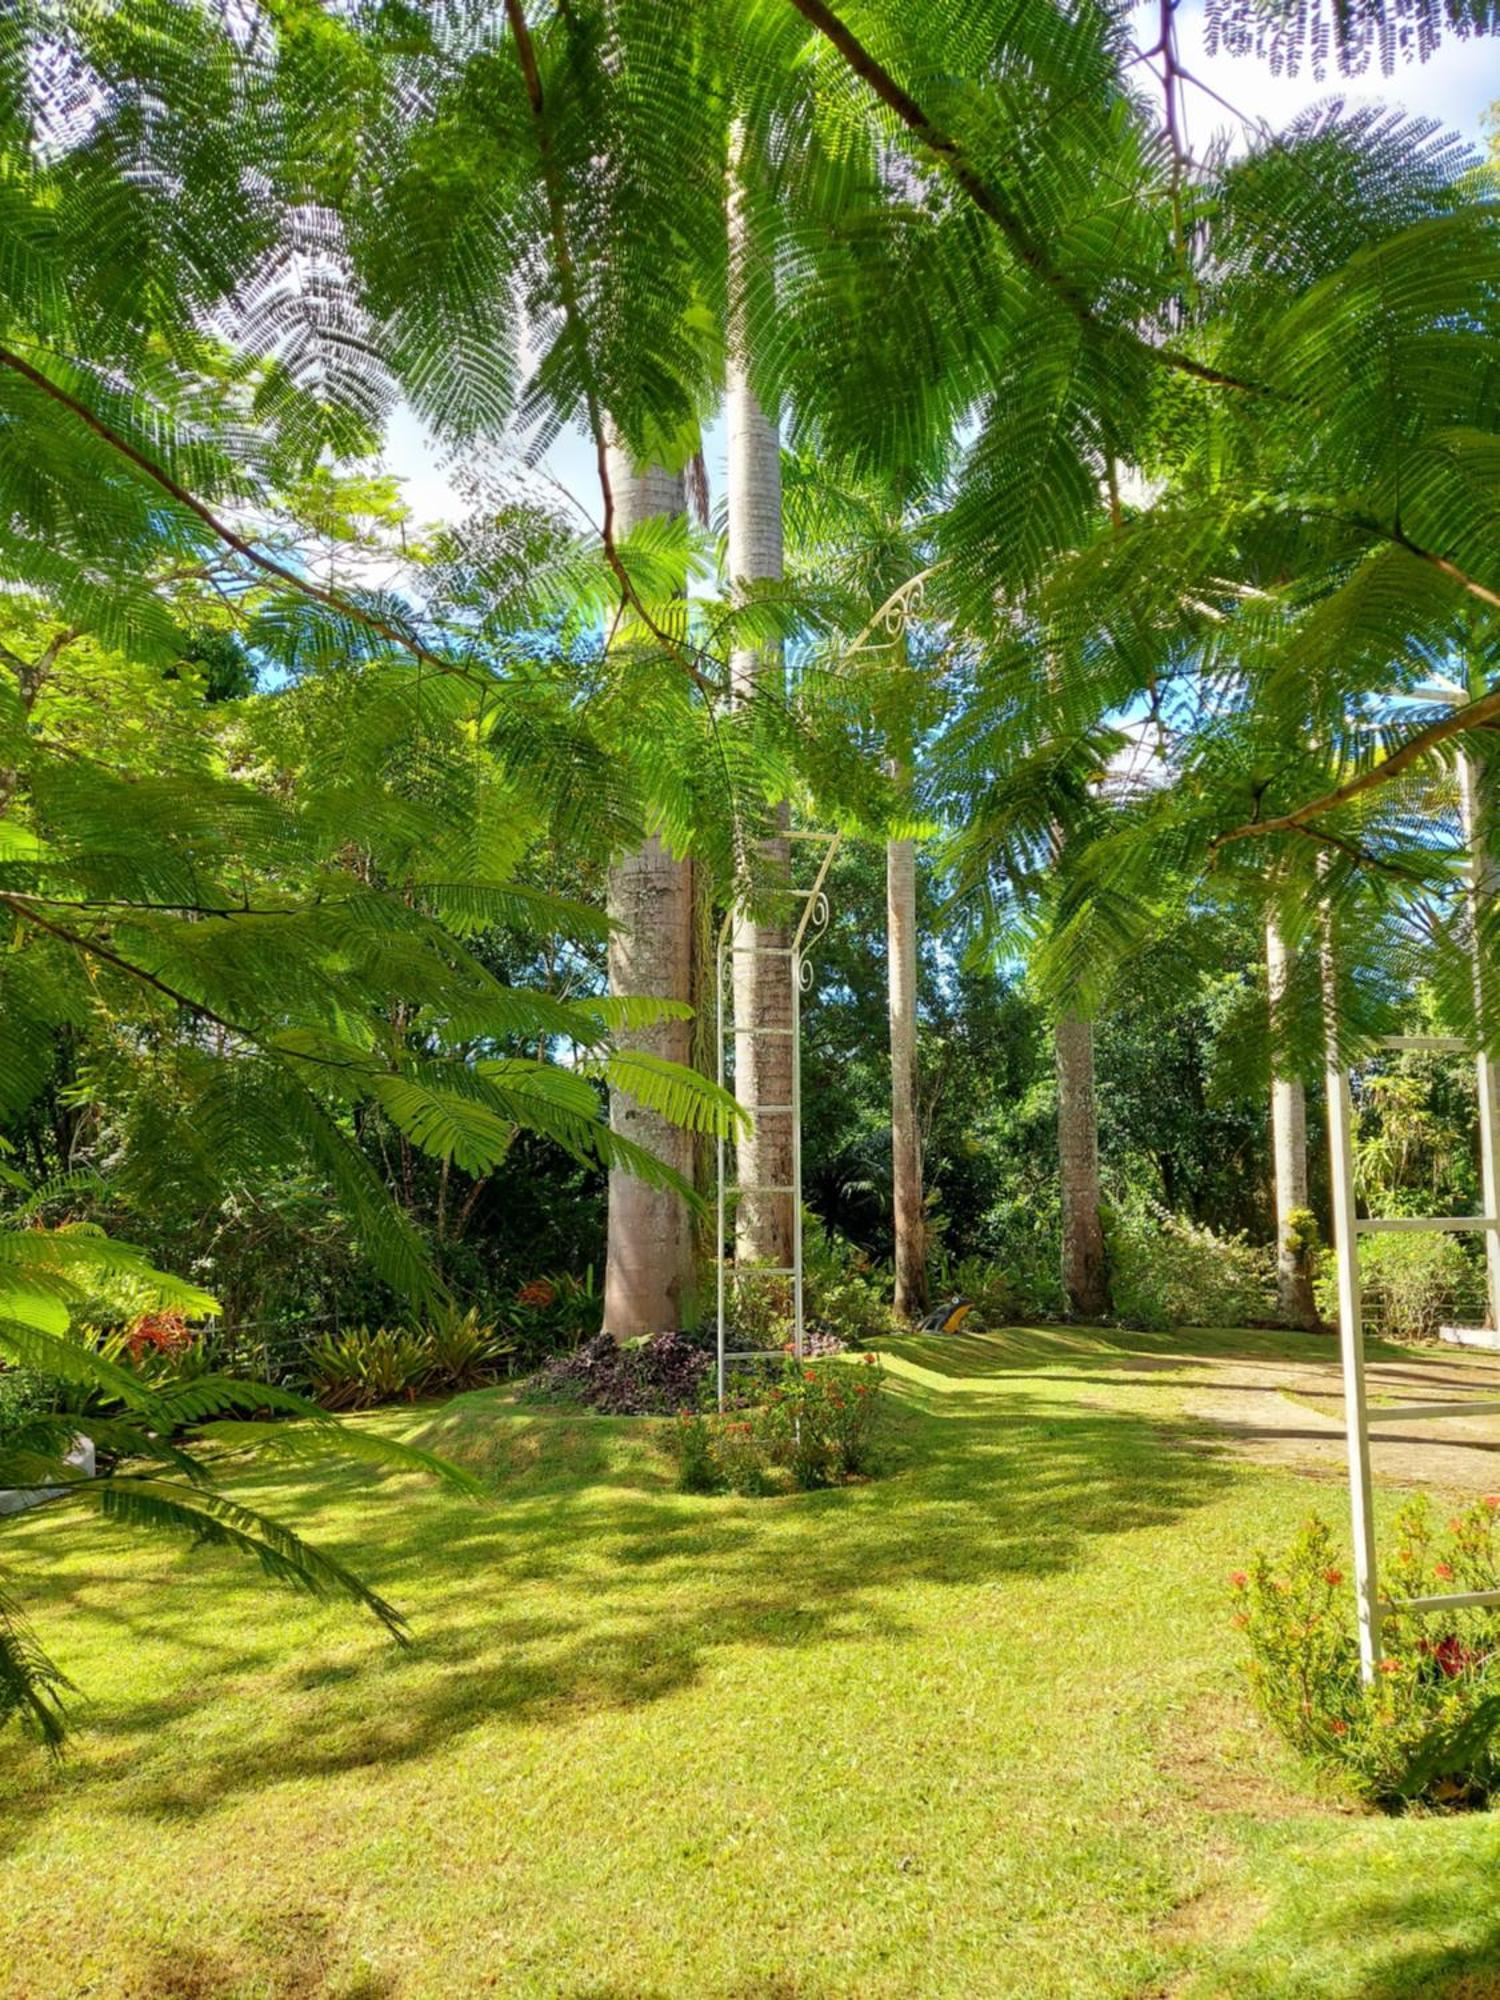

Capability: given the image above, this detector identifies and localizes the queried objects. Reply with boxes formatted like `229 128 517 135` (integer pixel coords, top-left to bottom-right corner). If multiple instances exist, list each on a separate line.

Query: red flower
516 1278 557 1309
1328 1718 1349 1737
1229 1570 1249 1591
1433 1634 1475 1678
1322 1568 1343 1587
1434 1561 1456 1583
124 1309 193 1362
1484 1496 1500 1513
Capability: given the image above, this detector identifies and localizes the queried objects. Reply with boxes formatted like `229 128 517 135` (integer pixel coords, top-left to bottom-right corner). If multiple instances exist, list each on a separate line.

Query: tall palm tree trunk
888 815 927 1319
1056 1012 1109 1316
1266 914 1319 1331
602 448 696 1335
726 148 794 1271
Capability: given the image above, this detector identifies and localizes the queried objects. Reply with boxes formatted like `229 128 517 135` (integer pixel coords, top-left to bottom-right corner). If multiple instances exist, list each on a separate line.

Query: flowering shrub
509 1266 603 1363
532 1331 710 1416
672 1411 719 1494
665 1356 886 1496
123 1309 194 1363
754 1354 884 1490
1233 1502 1500 1805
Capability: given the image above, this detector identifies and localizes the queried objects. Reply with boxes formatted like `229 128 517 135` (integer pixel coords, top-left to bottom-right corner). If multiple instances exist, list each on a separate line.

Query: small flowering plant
754 1353 884 1489
664 1356 886 1497
1232 1500 1500 1805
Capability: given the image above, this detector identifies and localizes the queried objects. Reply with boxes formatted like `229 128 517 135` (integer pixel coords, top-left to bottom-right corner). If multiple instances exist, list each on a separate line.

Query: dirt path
1166 1340 1500 1490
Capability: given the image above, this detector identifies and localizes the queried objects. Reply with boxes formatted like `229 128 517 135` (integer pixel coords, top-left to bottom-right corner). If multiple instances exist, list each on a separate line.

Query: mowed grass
3 1326 1500 1999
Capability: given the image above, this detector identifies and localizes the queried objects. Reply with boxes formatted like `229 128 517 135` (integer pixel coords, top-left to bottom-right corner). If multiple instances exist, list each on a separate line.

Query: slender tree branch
1386 523 1500 614
783 0 1261 394
0 344 484 686
1211 686 1500 850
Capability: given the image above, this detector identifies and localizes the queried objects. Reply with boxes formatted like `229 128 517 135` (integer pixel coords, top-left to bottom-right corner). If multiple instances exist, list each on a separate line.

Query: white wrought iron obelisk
715 833 840 1407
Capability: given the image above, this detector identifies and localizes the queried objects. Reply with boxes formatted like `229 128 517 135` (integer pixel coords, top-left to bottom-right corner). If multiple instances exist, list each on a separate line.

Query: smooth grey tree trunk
1266 914 1320 1331
1459 747 1500 1329
887 823 927 1319
1056 1012 1109 1316
726 149 795 1271
602 448 697 1335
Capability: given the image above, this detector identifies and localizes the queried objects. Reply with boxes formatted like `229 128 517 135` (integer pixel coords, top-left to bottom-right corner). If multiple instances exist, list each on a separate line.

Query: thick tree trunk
1056 1012 1109 1316
602 448 696 1335
887 827 927 1319
726 158 794 1270
1266 915 1320 1331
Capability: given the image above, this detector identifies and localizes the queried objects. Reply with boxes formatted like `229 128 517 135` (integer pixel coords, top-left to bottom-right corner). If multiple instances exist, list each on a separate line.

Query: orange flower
1229 1570 1249 1591
1484 1496 1500 1512
1230 1612 1249 1630
1377 1658 1402 1676
1322 1568 1343 1587
1328 1718 1349 1737
1434 1561 1456 1582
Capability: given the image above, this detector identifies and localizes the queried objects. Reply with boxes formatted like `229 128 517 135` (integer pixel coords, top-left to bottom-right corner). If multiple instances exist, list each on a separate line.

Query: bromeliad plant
1232 1503 1500 1806
0 1224 479 1749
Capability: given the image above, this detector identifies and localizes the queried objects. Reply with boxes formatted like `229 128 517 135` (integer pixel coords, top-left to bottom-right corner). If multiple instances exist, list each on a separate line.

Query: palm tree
1265 914 1320 1331
602 447 699 1334
725 141 795 1273
1055 1012 1108 1317
886 784 927 1319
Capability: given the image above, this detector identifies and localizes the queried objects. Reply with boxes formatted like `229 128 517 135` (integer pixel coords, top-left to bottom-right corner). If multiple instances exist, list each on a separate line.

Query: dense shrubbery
1234 1505 1500 1806
670 1355 885 1496
720 1226 898 1353
1316 1232 1488 1342
1107 1198 1273 1332
531 1331 712 1416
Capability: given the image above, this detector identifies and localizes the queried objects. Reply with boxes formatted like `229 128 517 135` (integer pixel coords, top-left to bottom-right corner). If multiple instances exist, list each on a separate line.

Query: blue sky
384 9 1499 530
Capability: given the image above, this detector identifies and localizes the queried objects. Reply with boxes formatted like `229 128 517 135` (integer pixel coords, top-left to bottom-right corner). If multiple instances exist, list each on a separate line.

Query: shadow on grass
1182 1855 1500 2000
880 1323 1413 1384
0 1365 1239 1843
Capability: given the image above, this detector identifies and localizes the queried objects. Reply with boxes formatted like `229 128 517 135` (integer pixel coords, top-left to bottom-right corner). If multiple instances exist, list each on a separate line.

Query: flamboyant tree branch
1211 686 1500 851
783 0 1260 394
0 344 490 686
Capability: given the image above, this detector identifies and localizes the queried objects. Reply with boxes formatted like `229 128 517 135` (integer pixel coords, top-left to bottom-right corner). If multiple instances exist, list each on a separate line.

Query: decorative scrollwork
882 571 926 637
795 888 832 990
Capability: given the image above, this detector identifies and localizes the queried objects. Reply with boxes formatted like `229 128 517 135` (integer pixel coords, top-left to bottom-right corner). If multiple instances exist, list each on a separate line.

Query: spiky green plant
0 1222 485 1747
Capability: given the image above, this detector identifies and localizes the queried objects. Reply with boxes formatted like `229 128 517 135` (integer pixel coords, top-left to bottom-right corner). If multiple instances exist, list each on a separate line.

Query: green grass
3 1325 1499 1999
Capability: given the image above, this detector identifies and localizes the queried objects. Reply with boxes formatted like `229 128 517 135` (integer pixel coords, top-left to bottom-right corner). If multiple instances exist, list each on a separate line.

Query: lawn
3 1325 1500 2000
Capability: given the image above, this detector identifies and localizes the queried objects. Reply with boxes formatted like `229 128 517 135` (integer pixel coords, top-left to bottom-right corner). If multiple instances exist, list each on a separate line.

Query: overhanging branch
784 0 1261 394
0 344 483 687
1212 686 1500 851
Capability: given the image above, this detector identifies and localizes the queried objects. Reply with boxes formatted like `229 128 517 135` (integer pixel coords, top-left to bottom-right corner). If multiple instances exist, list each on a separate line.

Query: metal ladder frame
715 831 841 1406
1328 728 1500 1677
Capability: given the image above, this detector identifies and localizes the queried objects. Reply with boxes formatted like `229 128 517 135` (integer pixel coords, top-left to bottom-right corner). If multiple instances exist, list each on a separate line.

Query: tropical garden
4 0 1500 1992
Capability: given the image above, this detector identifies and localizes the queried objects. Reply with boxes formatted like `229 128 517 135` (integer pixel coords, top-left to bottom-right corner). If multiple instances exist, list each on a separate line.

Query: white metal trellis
715 831 841 1408
1329 743 1500 1679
